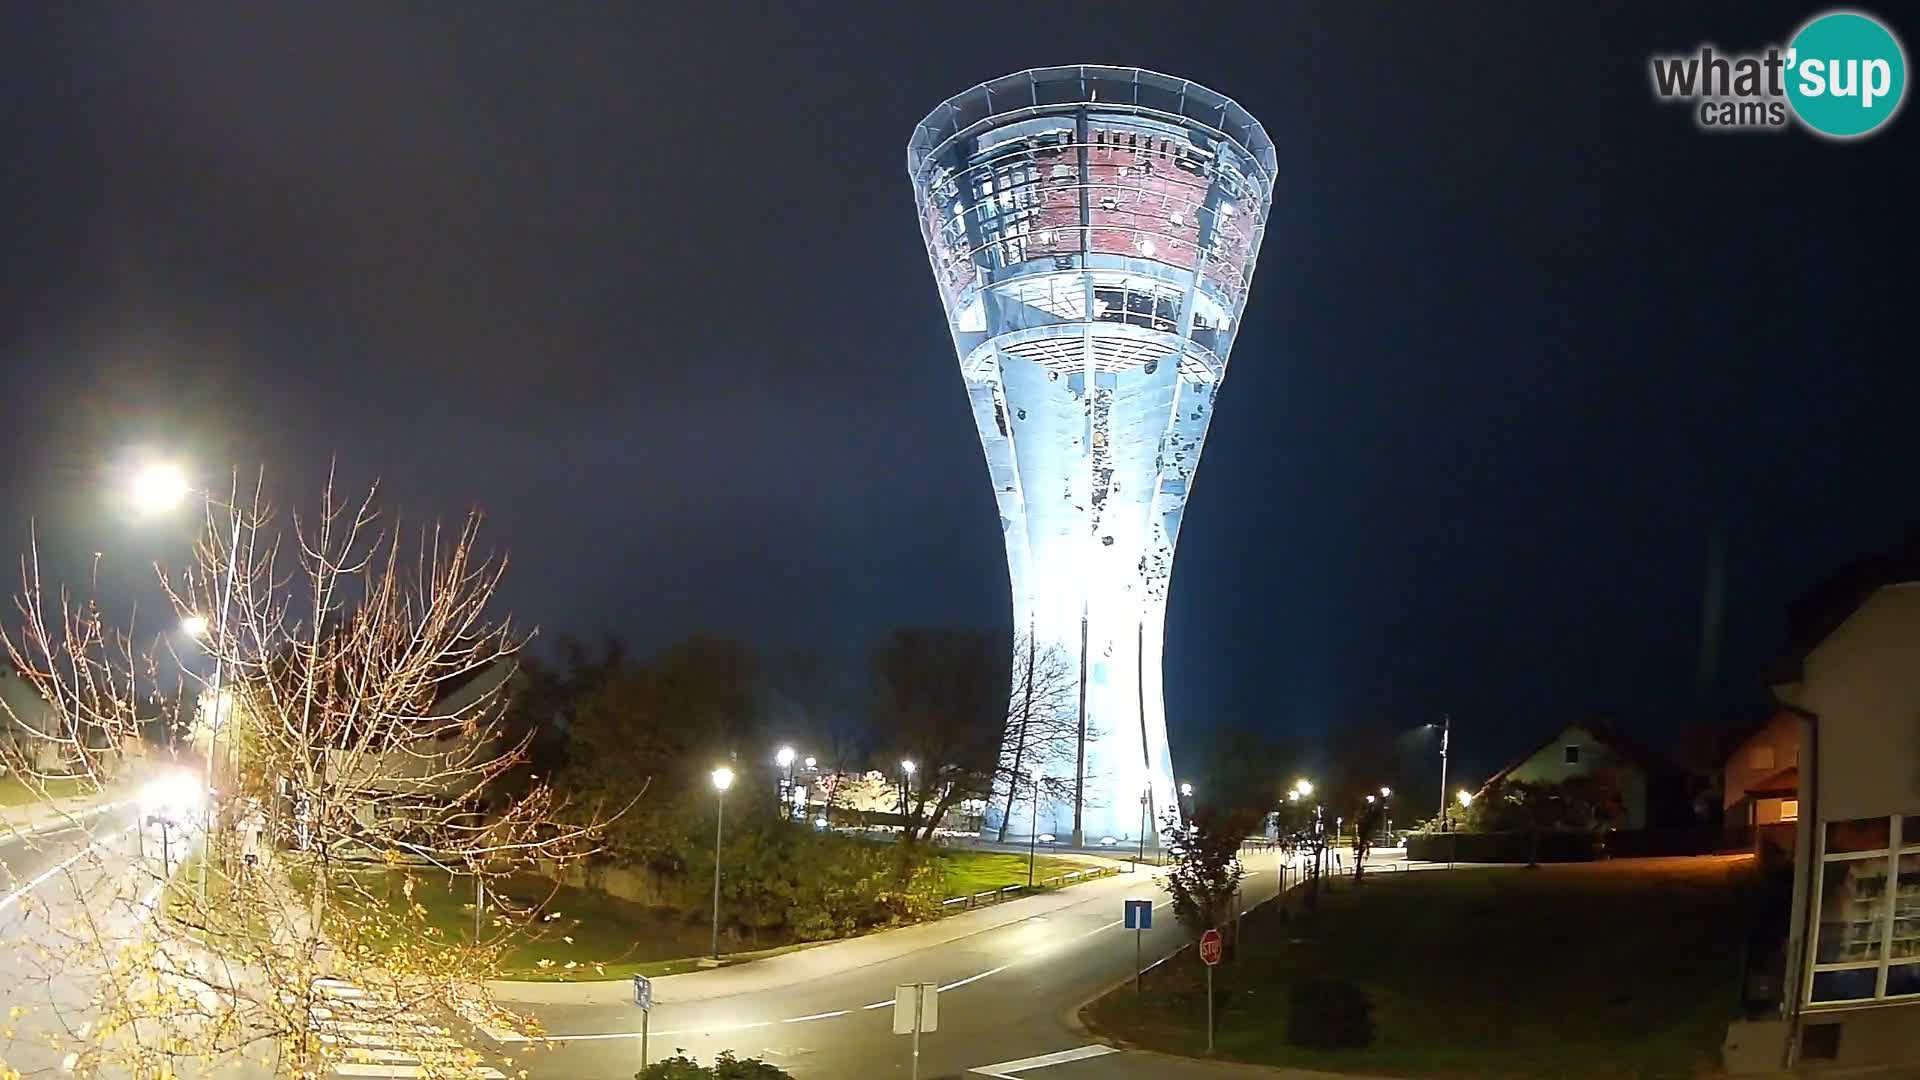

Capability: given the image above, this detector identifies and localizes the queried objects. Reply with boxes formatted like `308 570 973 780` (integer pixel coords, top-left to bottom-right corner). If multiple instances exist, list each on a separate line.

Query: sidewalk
0 785 130 838
483 856 1155 1006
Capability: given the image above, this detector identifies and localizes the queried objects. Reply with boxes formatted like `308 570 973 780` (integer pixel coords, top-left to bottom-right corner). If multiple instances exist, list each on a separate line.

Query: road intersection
2 788 1418 1079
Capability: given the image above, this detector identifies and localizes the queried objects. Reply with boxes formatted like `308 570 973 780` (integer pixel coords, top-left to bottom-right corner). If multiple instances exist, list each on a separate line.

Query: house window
1780 799 1800 822
1750 745 1776 771
1807 815 1920 1005
1563 745 1580 765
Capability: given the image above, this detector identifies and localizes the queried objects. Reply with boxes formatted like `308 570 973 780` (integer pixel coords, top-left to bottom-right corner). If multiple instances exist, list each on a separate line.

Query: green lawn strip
1085 857 1763 1079
316 866 817 981
0 774 93 807
937 849 1104 898
163 855 276 949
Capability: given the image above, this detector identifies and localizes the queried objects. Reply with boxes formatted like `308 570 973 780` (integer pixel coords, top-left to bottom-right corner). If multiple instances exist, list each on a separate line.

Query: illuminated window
1808 815 1920 1004
1781 800 1799 822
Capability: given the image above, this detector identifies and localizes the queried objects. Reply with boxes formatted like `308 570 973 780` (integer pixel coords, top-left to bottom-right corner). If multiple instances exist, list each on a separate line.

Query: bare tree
0 470 609 1079
991 633 1079 841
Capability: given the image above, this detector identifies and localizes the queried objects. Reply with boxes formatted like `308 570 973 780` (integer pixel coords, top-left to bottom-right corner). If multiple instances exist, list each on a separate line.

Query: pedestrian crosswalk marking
306 978 502 1079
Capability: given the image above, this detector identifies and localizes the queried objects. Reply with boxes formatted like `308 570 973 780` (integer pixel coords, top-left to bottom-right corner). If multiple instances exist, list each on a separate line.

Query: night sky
1 3 1914 787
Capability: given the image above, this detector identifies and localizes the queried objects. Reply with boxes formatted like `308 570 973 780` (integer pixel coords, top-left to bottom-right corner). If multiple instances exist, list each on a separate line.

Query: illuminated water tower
907 67 1274 845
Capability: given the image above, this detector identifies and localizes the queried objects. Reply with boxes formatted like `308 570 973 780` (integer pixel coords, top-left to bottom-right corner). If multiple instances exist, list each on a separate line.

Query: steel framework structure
908 67 1275 845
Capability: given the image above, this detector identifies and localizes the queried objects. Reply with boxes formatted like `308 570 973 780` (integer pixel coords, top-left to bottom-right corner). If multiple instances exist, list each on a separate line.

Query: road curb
1063 870 1380 1078
482 861 1139 1006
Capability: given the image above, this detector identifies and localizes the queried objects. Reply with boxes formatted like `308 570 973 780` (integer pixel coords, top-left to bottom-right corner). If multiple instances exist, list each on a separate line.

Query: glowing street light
775 746 796 769
180 614 209 639
709 767 734 962
1179 782 1194 798
132 462 190 514
899 760 917 829
1380 787 1392 798
1366 794 1376 804
803 756 817 770
1457 789 1473 808
1293 778 1314 797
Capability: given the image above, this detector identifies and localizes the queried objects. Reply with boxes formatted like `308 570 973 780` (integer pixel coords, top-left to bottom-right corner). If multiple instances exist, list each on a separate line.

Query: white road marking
938 964 1009 992
971 1044 1118 1075
0 826 135 911
0 800 128 846
494 863 1288 1047
335 1066 505 1079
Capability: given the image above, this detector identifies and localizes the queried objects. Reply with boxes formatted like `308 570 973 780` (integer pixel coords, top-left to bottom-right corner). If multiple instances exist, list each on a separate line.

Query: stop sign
1198 927 1223 966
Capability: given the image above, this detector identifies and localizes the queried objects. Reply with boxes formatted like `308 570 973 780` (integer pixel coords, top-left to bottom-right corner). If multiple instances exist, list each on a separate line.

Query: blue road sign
1124 898 1152 930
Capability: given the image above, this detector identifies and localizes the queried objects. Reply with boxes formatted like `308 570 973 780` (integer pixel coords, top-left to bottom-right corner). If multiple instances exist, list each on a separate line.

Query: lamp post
709 767 734 962
775 745 796 821
1435 714 1451 832
136 463 245 905
1135 778 1152 870
1027 766 1042 887
1380 786 1393 845
899 759 916 836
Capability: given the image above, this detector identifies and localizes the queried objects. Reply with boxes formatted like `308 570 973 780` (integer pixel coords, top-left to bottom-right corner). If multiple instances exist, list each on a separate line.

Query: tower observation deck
908 67 1274 846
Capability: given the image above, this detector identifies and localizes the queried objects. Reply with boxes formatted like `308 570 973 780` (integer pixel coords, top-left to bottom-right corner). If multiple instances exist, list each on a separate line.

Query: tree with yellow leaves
0 468 612 1079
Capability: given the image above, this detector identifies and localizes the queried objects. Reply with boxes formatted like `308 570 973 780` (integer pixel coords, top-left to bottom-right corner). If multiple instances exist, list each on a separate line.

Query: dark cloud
1 2 1915 784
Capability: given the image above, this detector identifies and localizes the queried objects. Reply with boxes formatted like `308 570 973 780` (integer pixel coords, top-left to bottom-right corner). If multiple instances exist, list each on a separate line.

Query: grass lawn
322 867 825 981
936 848 1104 897
0 774 93 806
1085 856 1770 1079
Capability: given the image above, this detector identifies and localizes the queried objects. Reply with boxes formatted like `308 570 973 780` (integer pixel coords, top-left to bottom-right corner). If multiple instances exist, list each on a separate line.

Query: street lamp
775 746 797 821
899 759 916 829
132 463 190 514
1027 766 1042 887
1294 778 1313 797
132 461 244 904
709 767 734 961
1434 715 1452 832
1457 789 1473 809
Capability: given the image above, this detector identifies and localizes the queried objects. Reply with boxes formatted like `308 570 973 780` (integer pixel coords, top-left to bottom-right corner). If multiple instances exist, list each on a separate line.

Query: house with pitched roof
1479 718 1668 829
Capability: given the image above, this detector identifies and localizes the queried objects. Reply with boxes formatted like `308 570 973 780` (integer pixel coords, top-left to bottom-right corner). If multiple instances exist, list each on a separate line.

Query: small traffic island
1083 857 1769 1078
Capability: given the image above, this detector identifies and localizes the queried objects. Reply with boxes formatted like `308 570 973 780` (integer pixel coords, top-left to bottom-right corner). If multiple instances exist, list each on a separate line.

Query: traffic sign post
1199 927 1223 1053
1123 898 1153 994
893 981 938 1080
633 974 653 1069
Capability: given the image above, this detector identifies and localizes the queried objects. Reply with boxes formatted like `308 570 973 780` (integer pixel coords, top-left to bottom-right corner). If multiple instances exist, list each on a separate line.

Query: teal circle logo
1786 10 1907 138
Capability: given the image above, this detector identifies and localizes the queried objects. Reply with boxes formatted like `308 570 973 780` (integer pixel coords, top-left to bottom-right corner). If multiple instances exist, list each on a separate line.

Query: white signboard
892 982 937 1034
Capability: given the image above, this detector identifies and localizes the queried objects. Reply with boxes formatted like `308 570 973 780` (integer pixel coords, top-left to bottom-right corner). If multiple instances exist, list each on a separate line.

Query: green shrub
637 1051 792 1078
1286 978 1374 1049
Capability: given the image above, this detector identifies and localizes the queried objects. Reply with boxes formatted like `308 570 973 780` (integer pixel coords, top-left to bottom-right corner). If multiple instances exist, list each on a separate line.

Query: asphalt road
0 803 175 1077
497 851 1312 1079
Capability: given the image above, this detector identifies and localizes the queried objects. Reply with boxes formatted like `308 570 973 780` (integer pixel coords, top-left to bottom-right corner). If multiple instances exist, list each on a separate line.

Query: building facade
907 67 1274 844
1484 720 1656 830
1772 578 1920 1069
1723 709 1801 856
